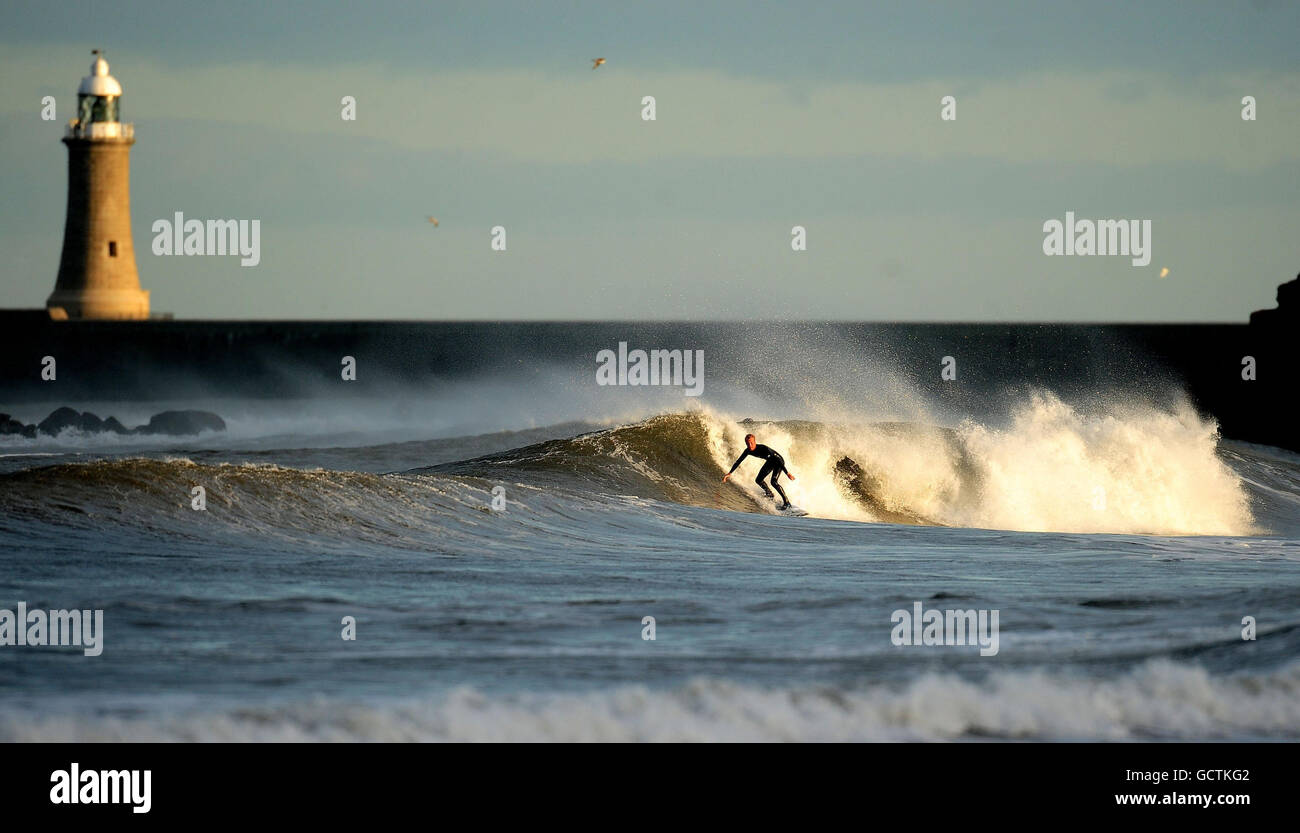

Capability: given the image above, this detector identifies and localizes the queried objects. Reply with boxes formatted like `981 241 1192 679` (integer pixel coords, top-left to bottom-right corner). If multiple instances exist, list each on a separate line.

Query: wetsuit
728 444 792 506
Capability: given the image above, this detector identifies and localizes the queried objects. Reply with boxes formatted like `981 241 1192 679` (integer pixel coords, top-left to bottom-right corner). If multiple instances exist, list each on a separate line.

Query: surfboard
776 502 808 517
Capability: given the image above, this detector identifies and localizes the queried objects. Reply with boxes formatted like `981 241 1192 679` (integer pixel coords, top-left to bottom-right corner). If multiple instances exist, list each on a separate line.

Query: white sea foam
704 393 1254 535
3 661 1296 742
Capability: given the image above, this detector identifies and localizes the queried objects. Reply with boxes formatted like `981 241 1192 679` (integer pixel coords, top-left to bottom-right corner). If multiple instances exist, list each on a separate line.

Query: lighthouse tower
47 50 150 320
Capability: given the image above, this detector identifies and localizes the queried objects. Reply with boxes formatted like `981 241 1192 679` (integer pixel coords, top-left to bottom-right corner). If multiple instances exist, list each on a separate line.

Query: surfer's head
744 434 756 450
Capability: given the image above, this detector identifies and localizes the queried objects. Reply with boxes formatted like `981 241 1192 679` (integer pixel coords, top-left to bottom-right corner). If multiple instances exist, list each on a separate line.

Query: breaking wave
0 393 1282 537
4 660 1297 741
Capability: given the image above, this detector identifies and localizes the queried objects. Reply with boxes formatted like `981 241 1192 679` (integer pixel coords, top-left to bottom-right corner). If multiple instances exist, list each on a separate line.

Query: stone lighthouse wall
47 136 150 319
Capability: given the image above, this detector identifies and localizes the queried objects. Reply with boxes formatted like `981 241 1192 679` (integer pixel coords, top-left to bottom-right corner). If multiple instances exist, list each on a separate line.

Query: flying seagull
591 58 606 69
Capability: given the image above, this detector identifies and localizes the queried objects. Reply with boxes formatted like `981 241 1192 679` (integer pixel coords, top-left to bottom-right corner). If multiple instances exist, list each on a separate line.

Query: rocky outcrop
0 407 225 438
0 413 37 438
134 410 226 436
1250 274 1299 326
36 406 117 436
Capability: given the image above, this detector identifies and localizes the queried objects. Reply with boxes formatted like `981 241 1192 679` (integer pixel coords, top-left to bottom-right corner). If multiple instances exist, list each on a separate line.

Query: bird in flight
427 217 439 227
591 58 606 69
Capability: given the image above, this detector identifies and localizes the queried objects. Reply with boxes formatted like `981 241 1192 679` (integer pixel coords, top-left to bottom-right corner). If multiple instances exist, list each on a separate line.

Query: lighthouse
47 51 150 320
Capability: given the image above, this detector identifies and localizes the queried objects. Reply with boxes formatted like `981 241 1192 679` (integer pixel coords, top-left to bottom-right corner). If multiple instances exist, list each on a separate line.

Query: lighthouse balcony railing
65 121 133 140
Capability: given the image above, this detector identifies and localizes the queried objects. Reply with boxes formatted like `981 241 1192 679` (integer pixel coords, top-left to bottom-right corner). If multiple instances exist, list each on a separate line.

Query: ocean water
2 384 1299 741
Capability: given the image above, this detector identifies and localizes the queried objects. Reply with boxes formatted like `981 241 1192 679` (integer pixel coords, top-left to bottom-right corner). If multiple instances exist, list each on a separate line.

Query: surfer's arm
724 449 750 477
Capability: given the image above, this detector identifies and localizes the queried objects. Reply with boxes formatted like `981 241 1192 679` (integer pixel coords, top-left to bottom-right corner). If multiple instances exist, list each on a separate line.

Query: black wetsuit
728 444 792 506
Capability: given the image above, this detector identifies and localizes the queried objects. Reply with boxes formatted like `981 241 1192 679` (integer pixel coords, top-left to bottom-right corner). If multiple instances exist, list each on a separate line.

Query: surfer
723 434 796 509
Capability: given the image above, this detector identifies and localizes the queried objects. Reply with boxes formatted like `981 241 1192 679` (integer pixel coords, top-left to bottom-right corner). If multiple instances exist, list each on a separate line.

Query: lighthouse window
108 241 117 257
91 96 118 123
78 95 119 124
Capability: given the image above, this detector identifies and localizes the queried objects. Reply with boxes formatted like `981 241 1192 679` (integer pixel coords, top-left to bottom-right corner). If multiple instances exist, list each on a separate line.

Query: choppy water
1 397 1298 741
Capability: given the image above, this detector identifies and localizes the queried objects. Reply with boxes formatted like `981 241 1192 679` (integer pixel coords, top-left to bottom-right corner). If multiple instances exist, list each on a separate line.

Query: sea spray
704 393 1253 535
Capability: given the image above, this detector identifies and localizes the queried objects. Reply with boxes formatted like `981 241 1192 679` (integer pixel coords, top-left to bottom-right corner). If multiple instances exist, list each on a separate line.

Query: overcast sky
1 0 1297 320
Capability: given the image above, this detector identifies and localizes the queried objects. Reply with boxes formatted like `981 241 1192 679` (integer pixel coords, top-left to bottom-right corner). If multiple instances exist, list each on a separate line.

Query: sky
1 0 1297 320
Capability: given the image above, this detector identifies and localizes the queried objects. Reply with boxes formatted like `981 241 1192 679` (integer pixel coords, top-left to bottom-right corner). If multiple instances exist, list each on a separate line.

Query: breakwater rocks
0 407 225 439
